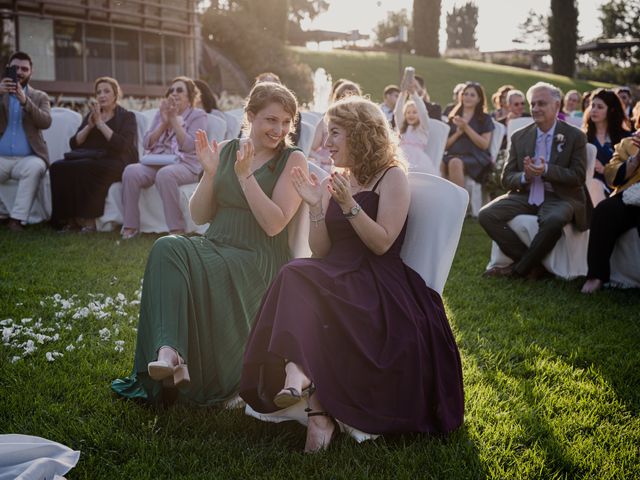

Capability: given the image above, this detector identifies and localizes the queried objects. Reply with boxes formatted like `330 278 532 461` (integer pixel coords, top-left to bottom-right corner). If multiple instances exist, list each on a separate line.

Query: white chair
506 116 534 153
300 111 323 129
140 109 158 126
486 143 598 279
131 110 149 159
465 120 506 218
206 113 227 143
223 111 241 140
296 120 315 157
400 173 469 295
287 162 329 258
423 118 449 175
97 182 207 234
0 107 81 224
566 115 583 128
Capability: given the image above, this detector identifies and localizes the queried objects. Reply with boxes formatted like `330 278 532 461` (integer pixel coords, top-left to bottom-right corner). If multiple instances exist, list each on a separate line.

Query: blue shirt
0 86 34 157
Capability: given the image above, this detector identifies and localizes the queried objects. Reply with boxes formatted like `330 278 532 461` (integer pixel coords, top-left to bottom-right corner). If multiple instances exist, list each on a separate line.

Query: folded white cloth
0 434 80 480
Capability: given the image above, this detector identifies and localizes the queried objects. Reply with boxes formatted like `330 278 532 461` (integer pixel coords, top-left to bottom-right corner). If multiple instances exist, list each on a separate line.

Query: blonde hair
93 77 122 102
326 96 405 185
242 81 298 150
400 100 418 134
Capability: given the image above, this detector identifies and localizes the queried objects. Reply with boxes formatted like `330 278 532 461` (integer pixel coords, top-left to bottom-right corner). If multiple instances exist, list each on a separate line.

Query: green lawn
292 48 610 106
1 221 638 479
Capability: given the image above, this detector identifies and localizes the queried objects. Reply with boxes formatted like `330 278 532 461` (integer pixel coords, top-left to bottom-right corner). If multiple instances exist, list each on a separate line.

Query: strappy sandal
304 408 338 452
148 354 190 387
273 384 312 409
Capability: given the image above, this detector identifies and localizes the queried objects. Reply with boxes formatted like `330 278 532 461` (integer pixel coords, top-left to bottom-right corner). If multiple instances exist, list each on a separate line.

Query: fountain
309 68 332 113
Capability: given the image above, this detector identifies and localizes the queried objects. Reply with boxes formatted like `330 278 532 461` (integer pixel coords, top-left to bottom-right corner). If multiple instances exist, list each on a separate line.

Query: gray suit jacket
501 120 591 231
0 86 52 165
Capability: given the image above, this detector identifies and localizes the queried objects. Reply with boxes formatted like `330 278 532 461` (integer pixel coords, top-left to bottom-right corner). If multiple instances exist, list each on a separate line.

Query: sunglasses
168 86 185 94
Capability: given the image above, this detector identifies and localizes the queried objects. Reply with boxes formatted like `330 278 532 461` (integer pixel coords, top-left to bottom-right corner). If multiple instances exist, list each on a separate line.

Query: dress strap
371 167 394 193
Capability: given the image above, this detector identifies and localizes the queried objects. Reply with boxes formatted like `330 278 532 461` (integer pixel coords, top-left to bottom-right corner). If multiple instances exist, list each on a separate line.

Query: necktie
528 133 547 206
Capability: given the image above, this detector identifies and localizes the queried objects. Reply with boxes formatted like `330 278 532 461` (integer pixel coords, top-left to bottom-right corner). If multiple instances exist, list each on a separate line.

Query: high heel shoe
304 409 338 453
273 384 312 409
147 358 190 387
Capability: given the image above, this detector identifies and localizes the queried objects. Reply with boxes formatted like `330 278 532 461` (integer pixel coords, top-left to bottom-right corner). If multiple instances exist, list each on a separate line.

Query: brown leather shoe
7 218 24 232
525 264 554 281
483 265 515 278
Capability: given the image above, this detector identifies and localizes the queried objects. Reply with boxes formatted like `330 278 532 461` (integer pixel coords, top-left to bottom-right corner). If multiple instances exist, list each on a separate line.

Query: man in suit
0 51 52 231
479 82 589 280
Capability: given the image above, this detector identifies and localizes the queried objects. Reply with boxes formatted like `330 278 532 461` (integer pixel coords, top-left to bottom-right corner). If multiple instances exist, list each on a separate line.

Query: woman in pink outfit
120 76 207 239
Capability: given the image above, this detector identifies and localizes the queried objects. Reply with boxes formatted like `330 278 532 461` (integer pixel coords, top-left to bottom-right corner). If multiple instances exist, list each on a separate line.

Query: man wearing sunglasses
0 51 52 232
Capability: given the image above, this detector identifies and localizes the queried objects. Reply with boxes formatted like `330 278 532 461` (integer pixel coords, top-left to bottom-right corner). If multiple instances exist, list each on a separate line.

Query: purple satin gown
239 173 464 435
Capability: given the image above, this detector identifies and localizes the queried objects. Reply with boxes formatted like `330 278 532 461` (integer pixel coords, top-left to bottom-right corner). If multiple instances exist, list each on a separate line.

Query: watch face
350 206 359 215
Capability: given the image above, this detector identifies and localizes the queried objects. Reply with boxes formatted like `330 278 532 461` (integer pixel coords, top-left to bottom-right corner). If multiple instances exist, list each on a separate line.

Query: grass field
292 48 610 106
1 220 638 479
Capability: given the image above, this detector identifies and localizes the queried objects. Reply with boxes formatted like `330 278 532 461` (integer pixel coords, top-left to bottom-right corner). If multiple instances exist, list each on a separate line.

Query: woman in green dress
111 82 306 406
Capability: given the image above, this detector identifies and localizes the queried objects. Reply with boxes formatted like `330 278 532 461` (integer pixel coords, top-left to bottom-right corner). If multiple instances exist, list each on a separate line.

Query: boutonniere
555 133 566 153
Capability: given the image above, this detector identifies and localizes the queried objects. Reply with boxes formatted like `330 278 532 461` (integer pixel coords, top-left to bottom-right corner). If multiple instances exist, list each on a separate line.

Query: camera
402 66 415 90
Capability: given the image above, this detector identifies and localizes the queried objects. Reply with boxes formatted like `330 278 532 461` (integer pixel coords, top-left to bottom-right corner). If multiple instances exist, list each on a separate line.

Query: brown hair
243 81 298 150
326 96 406 186
332 80 362 103
94 76 122 102
166 76 200 107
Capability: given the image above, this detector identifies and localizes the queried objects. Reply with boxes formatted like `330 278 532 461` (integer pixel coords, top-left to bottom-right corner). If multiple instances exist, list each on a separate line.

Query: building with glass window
0 0 202 98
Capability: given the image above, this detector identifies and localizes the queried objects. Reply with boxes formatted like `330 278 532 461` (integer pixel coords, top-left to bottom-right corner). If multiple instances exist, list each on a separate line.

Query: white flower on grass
0 319 13 326
15 302 23 306
99 328 111 341
76 334 83 343
55 312 66 319
72 307 90 320
11 356 21 364
2 327 13 343
23 340 36 356
21 318 32 324
117 293 127 303
65 344 75 352
46 351 63 362
114 326 120 336
114 340 125 353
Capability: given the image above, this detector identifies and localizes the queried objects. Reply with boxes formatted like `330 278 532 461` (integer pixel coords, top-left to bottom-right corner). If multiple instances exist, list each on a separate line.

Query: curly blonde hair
242 81 298 151
326 96 406 185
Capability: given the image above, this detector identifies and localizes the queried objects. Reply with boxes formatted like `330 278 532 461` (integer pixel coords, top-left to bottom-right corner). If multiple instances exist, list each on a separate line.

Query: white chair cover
423 118 449 175
609 228 640 287
96 182 207 234
300 110 323 128
140 108 158 126
506 116 534 152
0 108 81 224
0 434 80 480
565 115 583 128
490 120 505 163
486 144 598 279
296 120 315 157
206 113 227 143
400 173 469 295
223 111 242 140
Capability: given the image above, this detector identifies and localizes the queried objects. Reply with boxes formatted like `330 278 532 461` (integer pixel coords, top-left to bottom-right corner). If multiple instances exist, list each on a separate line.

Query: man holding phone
0 51 51 231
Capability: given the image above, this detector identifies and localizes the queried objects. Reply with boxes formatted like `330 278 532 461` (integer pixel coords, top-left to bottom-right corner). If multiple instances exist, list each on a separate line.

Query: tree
413 0 441 57
549 0 578 76
599 0 640 64
445 2 478 50
374 9 412 47
513 9 548 48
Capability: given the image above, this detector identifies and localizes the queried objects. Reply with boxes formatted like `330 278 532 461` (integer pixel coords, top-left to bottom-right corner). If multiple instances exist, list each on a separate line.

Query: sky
303 0 608 52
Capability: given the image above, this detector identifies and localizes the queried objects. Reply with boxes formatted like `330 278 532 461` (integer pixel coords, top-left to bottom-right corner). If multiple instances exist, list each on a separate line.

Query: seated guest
50 77 138 232
615 86 635 124
441 81 494 188
379 84 399 124
479 82 589 280
499 89 530 149
581 121 640 293
0 51 51 232
193 79 220 115
490 84 514 122
120 76 207 239
443 83 466 117
582 88 631 205
414 74 442 120
111 82 306 405
394 80 433 173
563 89 582 118
239 96 464 453
309 80 362 172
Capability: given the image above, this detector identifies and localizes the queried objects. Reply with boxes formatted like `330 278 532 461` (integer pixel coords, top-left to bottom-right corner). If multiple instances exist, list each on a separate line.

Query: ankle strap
305 408 329 417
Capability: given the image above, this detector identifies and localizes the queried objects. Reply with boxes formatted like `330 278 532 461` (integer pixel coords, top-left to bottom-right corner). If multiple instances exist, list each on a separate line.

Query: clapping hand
195 129 219 177
291 166 323 206
87 100 100 128
524 155 545 181
328 171 354 208
452 116 469 132
234 138 254 178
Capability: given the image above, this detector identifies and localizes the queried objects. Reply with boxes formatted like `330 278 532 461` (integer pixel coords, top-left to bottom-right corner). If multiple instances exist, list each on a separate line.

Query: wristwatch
343 203 362 219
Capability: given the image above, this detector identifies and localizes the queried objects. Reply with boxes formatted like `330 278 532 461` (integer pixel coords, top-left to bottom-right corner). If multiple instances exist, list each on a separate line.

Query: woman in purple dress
239 96 464 453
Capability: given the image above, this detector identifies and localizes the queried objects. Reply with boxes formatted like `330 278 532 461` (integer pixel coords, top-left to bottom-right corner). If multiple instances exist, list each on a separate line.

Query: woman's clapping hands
195 129 219 177
291 166 323 206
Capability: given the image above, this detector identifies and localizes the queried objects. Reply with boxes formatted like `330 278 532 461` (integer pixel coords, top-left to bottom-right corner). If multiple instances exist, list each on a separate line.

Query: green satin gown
111 140 298 405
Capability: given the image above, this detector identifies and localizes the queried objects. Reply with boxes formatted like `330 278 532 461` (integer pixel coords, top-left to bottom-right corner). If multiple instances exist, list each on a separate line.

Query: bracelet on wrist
309 205 325 226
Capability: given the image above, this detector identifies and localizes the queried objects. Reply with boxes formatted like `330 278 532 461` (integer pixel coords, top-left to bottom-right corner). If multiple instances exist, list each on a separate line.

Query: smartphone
4 65 17 83
403 66 415 87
